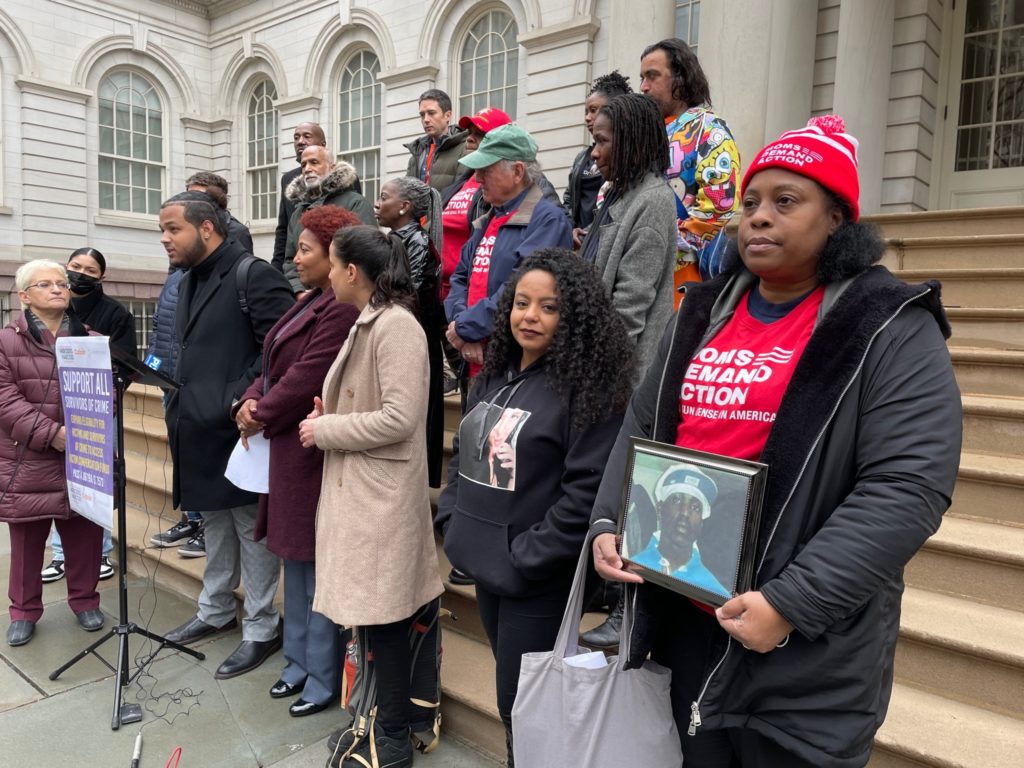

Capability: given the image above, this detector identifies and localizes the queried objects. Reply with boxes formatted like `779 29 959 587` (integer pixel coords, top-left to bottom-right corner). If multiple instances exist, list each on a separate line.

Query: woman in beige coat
299 225 443 768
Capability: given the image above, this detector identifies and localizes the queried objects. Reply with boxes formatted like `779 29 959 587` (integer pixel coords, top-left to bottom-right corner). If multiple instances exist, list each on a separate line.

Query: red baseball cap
457 107 512 135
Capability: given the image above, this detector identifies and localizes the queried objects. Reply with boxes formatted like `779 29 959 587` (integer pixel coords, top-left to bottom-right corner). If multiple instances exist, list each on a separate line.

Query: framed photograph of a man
618 438 768 607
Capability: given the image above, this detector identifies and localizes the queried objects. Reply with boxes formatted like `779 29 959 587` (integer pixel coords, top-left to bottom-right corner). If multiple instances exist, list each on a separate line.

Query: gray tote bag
511 547 683 768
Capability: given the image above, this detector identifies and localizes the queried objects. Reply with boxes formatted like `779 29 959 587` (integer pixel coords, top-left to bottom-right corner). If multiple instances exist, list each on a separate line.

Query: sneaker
150 519 198 548
98 556 115 581
178 527 205 558
333 727 414 768
443 374 459 396
41 560 66 583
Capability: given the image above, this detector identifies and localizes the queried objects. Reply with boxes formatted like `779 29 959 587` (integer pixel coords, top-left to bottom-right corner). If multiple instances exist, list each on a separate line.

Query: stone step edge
896 267 1024 278
887 233 1024 248
961 393 1024 418
900 586 1024 670
439 625 501 721
924 515 1024 567
949 346 1024 364
958 451 1024 488
874 682 1024 768
867 206 1024 225
124 450 176 503
945 307 1024 317
122 409 169 441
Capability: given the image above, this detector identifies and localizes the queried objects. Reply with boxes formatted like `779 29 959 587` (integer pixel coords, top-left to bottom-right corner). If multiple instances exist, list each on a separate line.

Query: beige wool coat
311 302 443 626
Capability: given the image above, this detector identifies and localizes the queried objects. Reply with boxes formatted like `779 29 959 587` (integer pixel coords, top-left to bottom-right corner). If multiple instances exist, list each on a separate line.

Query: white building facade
0 0 1021 341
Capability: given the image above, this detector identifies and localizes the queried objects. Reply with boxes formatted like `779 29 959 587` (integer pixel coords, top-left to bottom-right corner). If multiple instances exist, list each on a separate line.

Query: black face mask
67 271 100 295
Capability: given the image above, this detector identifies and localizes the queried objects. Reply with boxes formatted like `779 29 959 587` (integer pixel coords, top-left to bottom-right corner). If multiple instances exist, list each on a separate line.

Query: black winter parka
589 265 963 768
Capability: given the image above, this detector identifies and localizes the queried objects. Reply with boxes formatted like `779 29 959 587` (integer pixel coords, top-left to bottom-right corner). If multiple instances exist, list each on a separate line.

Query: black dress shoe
269 678 303 699
215 636 282 679
6 620 35 647
75 608 105 632
289 697 331 717
164 615 238 645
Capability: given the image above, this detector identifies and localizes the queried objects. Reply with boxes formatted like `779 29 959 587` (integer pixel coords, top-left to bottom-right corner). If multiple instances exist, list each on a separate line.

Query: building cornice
150 0 211 18
517 16 601 51
15 76 92 103
180 116 234 131
376 61 440 89
273 93 324 114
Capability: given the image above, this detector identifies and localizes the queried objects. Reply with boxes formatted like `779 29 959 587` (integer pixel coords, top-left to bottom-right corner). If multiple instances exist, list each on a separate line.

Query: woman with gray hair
374 176 446 488
0 260 105 647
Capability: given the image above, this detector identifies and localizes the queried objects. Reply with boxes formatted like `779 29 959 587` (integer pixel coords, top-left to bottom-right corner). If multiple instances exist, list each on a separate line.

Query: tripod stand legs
49 618 207 729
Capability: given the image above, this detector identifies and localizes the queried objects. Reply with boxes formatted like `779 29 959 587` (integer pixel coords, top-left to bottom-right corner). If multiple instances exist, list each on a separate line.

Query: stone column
604 0 675 83
763 0 819 143
832 0 896 215
15 76 92 259
518 16 602 186
376 62 440 180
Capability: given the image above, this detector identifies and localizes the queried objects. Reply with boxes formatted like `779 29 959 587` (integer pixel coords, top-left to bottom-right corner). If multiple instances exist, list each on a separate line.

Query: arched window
247 79 279 220
98 71 164 215
338 50 382 203
458 10 519 119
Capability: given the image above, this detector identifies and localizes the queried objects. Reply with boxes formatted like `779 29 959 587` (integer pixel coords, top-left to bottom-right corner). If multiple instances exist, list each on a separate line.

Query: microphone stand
49 350 205 730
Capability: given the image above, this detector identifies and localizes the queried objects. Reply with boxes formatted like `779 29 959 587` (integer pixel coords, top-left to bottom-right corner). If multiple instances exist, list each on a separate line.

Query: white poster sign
55 336 115 530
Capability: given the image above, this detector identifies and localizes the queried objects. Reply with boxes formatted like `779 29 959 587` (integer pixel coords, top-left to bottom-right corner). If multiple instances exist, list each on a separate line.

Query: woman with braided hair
563 70 632 247
374 176 446 487
435 248 635 765
579 92 677 377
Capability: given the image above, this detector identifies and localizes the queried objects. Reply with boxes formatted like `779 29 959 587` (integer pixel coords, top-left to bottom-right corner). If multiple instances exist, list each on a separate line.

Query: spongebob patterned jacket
665 107 741 290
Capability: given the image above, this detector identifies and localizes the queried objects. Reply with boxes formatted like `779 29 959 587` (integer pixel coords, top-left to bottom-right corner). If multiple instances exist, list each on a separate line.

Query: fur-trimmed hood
286 160 359 203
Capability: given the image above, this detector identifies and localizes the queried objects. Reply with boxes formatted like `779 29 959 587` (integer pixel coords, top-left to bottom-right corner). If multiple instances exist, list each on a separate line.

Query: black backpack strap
235 255 257 316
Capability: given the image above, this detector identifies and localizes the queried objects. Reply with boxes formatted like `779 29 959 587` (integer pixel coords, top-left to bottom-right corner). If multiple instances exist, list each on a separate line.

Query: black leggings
475 580 573 765
364 616 414 734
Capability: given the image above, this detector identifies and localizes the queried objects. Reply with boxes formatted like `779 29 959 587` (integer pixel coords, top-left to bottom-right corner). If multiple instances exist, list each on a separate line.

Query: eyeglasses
26 281 71 291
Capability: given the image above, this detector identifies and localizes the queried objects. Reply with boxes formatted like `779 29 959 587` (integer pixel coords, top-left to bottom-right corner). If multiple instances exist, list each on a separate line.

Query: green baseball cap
459 123 538 169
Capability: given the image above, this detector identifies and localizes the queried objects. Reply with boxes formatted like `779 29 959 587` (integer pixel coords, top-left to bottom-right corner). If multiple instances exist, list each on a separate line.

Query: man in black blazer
158 191 295 678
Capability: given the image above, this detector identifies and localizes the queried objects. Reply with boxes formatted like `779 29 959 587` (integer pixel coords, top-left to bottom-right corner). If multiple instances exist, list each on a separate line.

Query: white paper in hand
225 434 270 493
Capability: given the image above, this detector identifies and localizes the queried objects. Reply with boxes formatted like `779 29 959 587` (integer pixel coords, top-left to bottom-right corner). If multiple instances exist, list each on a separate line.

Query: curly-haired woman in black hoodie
435 248 635 765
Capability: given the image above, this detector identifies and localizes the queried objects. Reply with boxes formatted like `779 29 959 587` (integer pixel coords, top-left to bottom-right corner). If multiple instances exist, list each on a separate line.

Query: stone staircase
867 206 1024 768
118 206 1024 767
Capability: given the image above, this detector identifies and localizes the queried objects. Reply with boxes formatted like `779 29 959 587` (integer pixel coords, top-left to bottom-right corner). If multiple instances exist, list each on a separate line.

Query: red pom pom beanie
742 115 861 221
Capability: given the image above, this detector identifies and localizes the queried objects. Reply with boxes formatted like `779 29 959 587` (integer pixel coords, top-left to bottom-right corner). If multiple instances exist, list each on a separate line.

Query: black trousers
651 593 818 768
475 579 572 765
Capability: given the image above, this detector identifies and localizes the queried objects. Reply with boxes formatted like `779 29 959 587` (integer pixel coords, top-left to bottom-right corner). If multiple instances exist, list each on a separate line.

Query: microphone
130 732 142 768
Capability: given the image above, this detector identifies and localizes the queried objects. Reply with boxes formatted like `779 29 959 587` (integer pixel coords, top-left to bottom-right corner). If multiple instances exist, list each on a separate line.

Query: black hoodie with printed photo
435 359 623 597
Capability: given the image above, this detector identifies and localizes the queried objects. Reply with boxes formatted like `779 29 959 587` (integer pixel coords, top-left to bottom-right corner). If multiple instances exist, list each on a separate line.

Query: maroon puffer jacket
0 313 84 523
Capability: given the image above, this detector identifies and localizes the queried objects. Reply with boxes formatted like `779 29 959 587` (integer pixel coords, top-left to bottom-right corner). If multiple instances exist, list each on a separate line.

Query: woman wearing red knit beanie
588 117 963 767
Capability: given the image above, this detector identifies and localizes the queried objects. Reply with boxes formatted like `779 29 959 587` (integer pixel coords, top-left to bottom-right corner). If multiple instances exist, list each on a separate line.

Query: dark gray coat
590 265 963 767
579 173 677 377
165 238 294 510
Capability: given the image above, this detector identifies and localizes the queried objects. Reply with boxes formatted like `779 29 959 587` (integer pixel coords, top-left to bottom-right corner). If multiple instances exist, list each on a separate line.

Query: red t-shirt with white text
675 286 824 460
464 208 517 377
441 176 482 299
